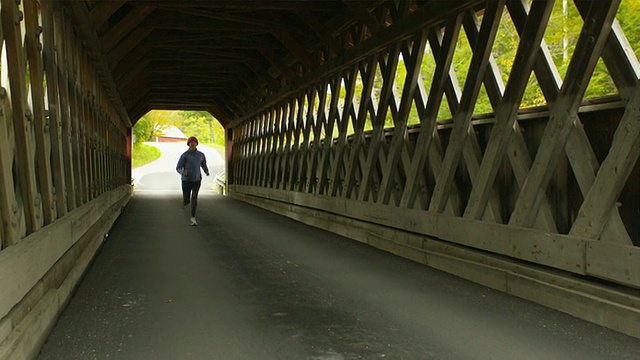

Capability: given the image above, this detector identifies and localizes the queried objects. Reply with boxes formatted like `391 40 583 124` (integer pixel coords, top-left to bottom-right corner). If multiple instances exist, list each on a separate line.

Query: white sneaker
190 217 197 226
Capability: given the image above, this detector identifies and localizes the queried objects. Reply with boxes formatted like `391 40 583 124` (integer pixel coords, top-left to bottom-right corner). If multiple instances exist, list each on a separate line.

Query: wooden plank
105 26 154 71
570 84 640 240
244 120 254 186
254 115 265 187
287 92 305 190
283 97 299 190
273 105 285 188
400 19 462 208
460 10 509 222
24 0 56 224
376 37 428 205
276 101 292 189
0 89 19 247
378 30 428 204
509 0 622 228
501 0 566 232
90 0 128 29
463 0 554 220
0 185 130 323
61 0 131 127
329 67 358 196
1 0 42 233
344 56 378 197
573 1 640 99
259 115 269 187
231 0 483 128
68 27 85 206
343 0 384 35
506 123 558 232
99 5 155 53
359 43 402 202
41 0 68 218
270 107 283 188
587 241 640 288
428 1 505 213
304 81 329 193
564 1 639 243
316 75 342 195
296 89 316 191
263 109 276 187
260 48 297 83
293 9 343 55
57 10 76 211
272 30 318 70
234 184 588 276
463 124 502 222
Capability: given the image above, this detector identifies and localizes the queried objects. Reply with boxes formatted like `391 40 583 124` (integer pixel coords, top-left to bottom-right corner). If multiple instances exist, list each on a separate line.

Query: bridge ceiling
64 0 480 126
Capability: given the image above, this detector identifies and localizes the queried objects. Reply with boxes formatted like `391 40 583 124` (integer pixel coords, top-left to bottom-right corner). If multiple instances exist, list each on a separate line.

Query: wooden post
1 0 43 233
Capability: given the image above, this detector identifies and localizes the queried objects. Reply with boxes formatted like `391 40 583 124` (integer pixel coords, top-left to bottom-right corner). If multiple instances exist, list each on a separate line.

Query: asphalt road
37 191 640 359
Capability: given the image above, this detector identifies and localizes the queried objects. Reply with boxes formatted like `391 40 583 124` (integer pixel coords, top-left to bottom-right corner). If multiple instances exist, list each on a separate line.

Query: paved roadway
36 146 640 359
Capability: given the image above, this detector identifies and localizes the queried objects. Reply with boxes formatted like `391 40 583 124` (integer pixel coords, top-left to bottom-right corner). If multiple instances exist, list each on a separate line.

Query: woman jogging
176 136 210 225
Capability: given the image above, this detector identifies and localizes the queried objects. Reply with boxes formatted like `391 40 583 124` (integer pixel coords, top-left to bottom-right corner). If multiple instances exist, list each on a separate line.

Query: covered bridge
1 0 640 357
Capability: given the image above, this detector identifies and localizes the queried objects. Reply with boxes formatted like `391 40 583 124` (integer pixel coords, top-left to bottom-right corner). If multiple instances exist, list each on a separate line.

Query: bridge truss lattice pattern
231 0 640 291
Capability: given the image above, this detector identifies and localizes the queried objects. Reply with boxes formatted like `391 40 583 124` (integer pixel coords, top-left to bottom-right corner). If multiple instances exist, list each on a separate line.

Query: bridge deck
37 192 640 359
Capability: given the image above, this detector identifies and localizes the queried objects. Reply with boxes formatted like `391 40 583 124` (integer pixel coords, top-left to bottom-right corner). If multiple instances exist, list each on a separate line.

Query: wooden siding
229 0 640 292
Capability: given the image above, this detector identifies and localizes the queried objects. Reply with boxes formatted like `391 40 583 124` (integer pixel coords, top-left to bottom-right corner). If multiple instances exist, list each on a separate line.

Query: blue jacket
176 149 209 182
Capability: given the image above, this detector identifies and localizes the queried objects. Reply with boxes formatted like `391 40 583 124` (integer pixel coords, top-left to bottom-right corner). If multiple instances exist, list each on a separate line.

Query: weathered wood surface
230 0 639 293
0 0 132 357
1 0 639 351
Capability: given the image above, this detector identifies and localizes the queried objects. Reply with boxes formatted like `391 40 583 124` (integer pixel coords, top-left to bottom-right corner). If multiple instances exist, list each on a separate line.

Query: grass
132 143 161 168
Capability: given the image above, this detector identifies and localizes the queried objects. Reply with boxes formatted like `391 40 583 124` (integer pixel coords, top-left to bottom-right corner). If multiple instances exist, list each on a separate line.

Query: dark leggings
182 180 202 217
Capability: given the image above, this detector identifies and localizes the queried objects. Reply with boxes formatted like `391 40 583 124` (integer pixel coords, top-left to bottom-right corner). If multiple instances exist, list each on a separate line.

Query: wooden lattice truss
231 0 640 289
0 0 130 247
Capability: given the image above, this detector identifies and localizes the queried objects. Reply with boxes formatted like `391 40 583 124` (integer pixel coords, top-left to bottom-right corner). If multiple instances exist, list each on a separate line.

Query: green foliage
618 0 640 61
179 111 225 146
132 143 160 168
132 110 183 147
132 115 156 147
133 110 225 147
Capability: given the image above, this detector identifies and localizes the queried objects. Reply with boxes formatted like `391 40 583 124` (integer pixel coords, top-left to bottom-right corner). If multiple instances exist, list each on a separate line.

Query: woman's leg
190 180 202 217
181 181 192 206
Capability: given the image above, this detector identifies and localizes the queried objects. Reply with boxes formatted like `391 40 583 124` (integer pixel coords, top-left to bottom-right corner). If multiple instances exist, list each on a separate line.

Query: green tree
132 110 179 147
179 111 225 146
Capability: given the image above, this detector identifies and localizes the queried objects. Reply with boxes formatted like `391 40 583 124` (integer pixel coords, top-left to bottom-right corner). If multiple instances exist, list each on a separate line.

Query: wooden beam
570 83 640 239
24 0 56 224
344 55 379 197
272 30 318 69
60 0 132 127
400 18 462 209
463 0 554 220
378 29 429 205
1 0 42 233
429 0 505 213
343 0 384 35
509 0 622 228
359 43 402 201
294 9 344 55
0 90 20 247
99 5 155 53
106 25 154 69
259 48 297 82
231 0 482 128
90 0 128 29
41 0 68 218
